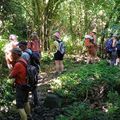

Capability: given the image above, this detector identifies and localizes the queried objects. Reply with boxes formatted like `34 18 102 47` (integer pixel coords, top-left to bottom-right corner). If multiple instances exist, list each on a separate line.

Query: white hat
85 35 93 39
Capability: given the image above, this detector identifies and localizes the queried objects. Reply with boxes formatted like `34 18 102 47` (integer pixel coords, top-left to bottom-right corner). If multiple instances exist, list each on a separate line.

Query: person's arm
112 39 116 48
9 63 20 79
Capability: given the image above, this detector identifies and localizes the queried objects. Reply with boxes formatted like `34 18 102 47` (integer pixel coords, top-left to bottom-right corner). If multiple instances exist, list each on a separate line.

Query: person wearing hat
9 48 31 120
4 34 18 70
18 41 32 62
84 32 97 64
53 31 65 74
18 41 39 107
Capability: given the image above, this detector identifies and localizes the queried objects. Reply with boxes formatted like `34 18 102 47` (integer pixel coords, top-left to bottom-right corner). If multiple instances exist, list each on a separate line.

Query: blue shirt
21 49 32 62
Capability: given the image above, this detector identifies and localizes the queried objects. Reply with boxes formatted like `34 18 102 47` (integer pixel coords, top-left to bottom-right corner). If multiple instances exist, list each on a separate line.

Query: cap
85 35 93 40
11 48 22 56
18 41 27 46
54 32 60 39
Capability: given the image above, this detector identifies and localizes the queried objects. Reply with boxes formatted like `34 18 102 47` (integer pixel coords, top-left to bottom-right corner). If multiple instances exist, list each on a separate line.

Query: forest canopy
0 0 119 51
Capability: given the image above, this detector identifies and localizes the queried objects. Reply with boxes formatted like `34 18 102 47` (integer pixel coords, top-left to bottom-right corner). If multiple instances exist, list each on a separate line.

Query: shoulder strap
56 39 62 43
24 51 32 57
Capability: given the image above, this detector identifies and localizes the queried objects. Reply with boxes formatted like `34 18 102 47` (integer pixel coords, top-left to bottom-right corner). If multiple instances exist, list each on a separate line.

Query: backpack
116 40 120 50
57 40 65 54
25 50 40 71
19 60 38 90
105 39 113 52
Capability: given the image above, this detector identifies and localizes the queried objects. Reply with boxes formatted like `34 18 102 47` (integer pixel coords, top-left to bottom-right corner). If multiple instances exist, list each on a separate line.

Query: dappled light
0 0 120 119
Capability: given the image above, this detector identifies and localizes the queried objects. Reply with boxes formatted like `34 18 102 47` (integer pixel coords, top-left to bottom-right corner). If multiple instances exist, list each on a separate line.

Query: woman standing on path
53 31 65 74
84 30 99 64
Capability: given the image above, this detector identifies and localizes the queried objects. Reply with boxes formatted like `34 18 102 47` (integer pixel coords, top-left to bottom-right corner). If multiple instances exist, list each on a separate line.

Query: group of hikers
105 33 120 66
4 31 65 120
84 31 120 66
3 29 120 120
4 32 42 120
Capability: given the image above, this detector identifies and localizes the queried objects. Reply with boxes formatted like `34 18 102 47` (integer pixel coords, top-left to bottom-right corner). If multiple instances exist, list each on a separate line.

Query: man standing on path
9 48 31 120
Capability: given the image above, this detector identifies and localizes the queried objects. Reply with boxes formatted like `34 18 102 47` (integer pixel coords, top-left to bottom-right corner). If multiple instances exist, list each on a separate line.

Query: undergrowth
50 60 120 120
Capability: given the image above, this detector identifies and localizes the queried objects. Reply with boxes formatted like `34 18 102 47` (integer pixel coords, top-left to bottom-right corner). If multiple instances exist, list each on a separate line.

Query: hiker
116 35 120 65
27 32 42 61
105 34 117 65
9 48 31 120
18 41 39 107
4 34 18 70
53 31 65 74
105 33 113 64
84 33 96 64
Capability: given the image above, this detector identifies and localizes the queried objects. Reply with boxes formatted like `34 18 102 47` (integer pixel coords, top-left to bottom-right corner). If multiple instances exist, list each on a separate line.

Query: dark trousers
31 87 38 106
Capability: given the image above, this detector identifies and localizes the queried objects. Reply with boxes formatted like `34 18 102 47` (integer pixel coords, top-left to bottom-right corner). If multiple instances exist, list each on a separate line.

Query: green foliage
50 60 120 120
56 102 110 120
40 52 54 72
41 52 53 64
1 0 27 39
0 78 15 106
0 40 6 65
0 40 15 110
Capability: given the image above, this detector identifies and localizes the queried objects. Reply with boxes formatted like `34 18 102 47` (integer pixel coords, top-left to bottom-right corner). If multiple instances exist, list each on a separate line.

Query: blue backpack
57 40 65 54
105 39 113 52
25 51 40 71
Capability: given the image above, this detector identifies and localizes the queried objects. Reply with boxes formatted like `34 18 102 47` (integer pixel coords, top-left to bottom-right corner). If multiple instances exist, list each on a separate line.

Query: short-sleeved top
54 39 62 52
27 39 41 52
10 58 27 85
21 49 32 62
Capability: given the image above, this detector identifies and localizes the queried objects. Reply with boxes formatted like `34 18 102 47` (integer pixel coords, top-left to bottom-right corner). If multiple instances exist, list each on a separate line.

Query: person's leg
116 51 120 65
24 102 31 115
24 90 32 118
18 109 27 120
116 58 119 65
59 60 64 72
86 50 90 64
111 51 117 65
16 86 28 120
91 46 96 63
55 60 60 73
87 55 91 64
32 87 38 106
